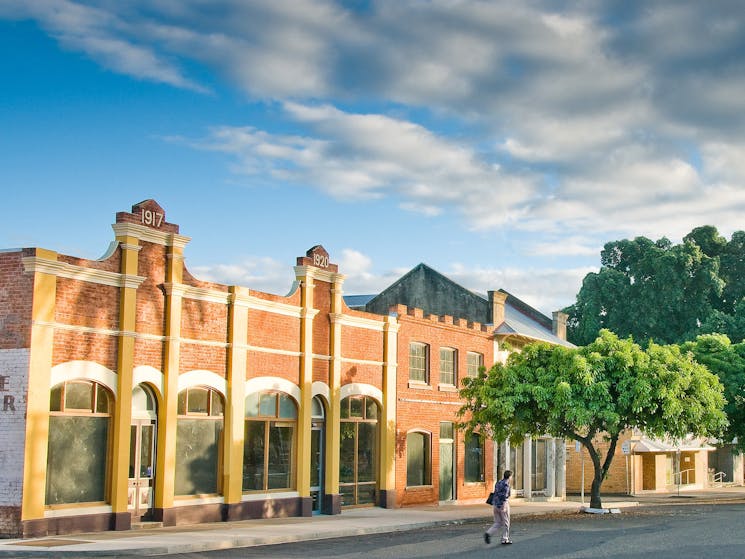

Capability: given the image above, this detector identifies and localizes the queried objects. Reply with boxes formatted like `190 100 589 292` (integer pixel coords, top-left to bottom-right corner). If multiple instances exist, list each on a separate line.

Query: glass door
128 384 157 520
439 422 455 501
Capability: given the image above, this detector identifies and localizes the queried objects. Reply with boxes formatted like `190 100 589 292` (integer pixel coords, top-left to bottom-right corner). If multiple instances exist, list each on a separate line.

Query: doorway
310 396 325 514
439 422 455 501
128 384 157 520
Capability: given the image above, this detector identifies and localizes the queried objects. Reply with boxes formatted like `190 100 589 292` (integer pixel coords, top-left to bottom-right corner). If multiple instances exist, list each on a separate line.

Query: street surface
39 504 745 559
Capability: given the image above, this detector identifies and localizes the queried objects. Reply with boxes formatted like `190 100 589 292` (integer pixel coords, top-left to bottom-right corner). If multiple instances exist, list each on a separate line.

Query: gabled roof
361 263 573 347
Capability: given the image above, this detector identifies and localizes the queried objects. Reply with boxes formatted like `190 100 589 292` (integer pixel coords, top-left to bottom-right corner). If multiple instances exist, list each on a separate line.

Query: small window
439 347 457 385
406 431 431 487
409 342 429 383
177 387 224 417
466 352 484 378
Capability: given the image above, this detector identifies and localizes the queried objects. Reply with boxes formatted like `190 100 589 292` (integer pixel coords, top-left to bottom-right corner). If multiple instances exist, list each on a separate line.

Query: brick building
0 200 569 537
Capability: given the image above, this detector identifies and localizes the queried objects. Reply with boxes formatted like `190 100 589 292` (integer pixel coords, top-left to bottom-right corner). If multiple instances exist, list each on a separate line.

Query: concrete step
131 521 164 530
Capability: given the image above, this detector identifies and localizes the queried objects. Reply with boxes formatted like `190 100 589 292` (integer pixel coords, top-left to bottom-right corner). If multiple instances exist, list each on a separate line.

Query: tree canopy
458 330 727 509
564 226 745 346
681 334 745 453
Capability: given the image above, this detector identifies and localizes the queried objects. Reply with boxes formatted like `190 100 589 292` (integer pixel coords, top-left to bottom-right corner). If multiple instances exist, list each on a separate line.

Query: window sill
405 485 434 491
438 384 458 393
408 381 433 390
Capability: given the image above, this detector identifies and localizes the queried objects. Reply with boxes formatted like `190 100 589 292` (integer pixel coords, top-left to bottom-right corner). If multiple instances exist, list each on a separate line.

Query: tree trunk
590 472 604 509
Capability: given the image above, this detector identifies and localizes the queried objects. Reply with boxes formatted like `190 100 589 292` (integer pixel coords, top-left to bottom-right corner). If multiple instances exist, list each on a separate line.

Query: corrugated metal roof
343 294 376 308
495 304 574 348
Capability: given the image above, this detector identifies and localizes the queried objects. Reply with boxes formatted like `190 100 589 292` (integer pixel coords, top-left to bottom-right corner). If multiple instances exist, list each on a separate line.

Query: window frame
464 432 485 483
439 347 457 386
466 351 484 379
409 342 430 384
405 430 432 487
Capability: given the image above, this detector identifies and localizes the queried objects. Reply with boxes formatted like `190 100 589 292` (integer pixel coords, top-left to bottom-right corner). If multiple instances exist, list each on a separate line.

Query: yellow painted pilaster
156 247 185 511
224 286 249 504
296 272 316 499
21 248 57 521
111 237 140 515
380 315 399 502
326 276 345 499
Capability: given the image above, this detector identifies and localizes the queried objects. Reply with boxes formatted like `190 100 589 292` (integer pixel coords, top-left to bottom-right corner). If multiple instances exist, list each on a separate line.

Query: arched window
243 391 297 491
340 395 379 506
174 386 224 496
406 431 431 487
46 380 113 505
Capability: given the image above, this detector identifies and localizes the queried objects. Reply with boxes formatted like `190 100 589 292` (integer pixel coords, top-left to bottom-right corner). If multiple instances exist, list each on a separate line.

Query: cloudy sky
3 1 745 315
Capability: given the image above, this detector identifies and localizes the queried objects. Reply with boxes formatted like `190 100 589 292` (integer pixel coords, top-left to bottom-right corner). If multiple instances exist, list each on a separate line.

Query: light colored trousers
486 501 510 542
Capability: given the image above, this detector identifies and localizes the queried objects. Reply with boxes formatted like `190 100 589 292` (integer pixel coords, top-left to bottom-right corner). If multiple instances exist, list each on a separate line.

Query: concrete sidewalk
2 487 744 557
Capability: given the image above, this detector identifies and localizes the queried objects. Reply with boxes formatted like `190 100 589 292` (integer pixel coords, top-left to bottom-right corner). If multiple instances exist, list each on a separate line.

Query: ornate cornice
22 257 146 289
112 222 191 248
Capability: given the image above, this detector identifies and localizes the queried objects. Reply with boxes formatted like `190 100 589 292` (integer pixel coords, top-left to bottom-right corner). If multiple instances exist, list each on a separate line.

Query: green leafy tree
459 330 727 509
565 234 724 345
681 334 745 452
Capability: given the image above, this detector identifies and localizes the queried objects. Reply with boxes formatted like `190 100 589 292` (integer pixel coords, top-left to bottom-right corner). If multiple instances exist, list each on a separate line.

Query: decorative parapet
388 304 490 333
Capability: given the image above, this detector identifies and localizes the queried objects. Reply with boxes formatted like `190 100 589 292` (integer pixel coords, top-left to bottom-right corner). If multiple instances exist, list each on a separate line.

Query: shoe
501 540 513 545
484 533 491 544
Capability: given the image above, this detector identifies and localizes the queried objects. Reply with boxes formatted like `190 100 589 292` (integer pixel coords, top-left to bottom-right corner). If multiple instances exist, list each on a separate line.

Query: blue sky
3 1 745 316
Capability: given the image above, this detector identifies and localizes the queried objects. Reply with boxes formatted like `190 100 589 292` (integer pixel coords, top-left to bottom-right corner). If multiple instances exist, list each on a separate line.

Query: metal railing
709 471 726 487
672 468 695 486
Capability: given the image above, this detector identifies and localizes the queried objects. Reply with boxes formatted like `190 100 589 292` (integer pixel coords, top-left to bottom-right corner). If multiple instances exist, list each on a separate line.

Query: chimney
488 290 508 326
552 311 568 340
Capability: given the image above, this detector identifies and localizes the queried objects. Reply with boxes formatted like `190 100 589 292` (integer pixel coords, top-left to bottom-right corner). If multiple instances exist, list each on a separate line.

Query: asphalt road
58 504 745 559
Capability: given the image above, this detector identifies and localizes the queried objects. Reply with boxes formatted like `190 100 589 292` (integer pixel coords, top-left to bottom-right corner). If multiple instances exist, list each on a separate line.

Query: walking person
484 470 512 545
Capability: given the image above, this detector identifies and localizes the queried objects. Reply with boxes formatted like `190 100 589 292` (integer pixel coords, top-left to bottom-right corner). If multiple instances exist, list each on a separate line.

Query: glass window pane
356 483 376 505
140 425 155 477
245 393 259 417
365 398 378 420
174 418 221 495
439 348 455 385
50 385 62 412
406 432 428 486
464 434 484 483
260 393 277 417
46 416 109 504
340 398 349 419
187 388 209 414
532 439 547 491
339 423 355 483
511 445 524 490
350 397 363 418
440 422 454 440
210 390 224 417
243 421 266 491
177 390 187 415
267 422 294 489
65 381 93 410
467 352 483 378
357 423 377 483
95 384 110 414
311 396 324 418
409 343 427 382
278 394 297 419
129 425 137 478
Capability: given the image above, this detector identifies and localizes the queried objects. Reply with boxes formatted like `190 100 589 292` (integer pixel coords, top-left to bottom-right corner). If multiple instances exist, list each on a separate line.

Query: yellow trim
296 274 315 498
21 248 57 521
110 236 139 513
224 286 249 503
155 244 184 510
380 316 399 494
326 275 343 497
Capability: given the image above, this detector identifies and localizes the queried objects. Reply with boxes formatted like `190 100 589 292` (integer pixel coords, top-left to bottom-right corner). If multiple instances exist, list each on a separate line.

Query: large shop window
464 433 485 483
409 342 429 383
532 439 547 492
175 386 224 496
340 396 379 506
406 431 431 487
243 391 297 491
46 380 113 505
439 348 457 386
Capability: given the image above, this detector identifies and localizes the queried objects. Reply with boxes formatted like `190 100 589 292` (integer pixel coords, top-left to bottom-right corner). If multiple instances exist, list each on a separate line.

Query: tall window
244 391 297 491
340 396 379 506
509 445 524 491
466 352 483 378
46 380 112 505
532 439 547 491
439 348 457 385
406 431 431 486
464 433 484 483
175 386 224 496
409 342 429 383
